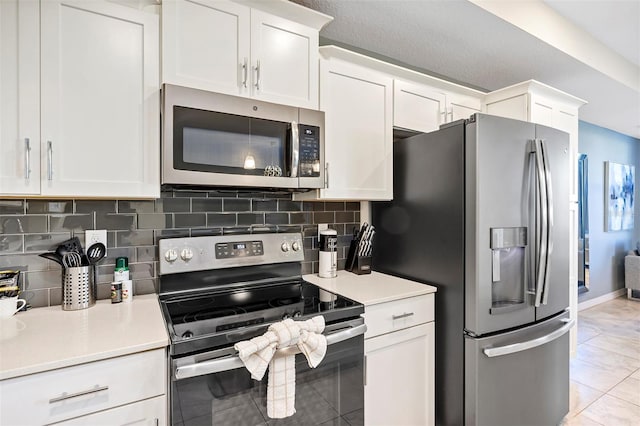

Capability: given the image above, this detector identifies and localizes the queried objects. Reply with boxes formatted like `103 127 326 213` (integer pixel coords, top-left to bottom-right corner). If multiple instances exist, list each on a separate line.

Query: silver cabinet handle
242 57 248 88
24 138 31 179
174 323 367 380
47 140 53 181
290 121 299 178
49 385 109 404
483 318 574 358
254 60 261 90
392 312 414 320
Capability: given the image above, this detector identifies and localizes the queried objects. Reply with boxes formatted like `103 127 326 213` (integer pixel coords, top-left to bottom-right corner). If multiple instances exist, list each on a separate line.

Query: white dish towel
234 316 327 418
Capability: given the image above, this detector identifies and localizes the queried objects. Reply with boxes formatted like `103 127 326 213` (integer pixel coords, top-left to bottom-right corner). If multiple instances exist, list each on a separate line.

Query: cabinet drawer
364 294 434 339
0 349 165 426
53 395 166 426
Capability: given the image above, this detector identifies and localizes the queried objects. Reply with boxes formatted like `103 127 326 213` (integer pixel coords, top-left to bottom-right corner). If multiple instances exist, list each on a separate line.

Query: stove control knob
180 248 194 261
181 330 194 339
280 242 290 252
164 249 178 263
293 311 302 318
282 313 291 320
291 241 300 252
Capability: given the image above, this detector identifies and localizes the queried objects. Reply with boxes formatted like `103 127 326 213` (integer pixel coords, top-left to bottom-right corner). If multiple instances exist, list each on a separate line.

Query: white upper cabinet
296 53 393 201
0 0 40 195
162 0 331 109
162 0 250 97
41 0 160 198
0 0 160 199
447 91 482 122
394 80 482 134
394 80 446 133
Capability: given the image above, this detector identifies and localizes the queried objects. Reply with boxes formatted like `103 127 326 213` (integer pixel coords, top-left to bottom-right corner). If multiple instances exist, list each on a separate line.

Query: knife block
352 256 372 275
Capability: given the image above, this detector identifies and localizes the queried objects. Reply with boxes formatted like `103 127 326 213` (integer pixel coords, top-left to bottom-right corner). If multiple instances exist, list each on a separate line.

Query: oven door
170 319 365 426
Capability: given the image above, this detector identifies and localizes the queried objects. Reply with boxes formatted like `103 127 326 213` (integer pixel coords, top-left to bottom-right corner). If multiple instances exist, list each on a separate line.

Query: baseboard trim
578 288 627 311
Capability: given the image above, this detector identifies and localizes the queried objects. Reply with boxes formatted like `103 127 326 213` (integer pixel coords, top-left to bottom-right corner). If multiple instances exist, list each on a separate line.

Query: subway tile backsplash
0 191 360 308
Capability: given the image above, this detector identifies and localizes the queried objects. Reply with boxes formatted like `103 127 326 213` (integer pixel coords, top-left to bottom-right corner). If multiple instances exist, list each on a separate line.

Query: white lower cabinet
364 294 435 426
0 349 166 426
53 396 166 426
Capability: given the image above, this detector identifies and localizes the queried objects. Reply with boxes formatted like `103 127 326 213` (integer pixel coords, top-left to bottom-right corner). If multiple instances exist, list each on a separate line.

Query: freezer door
465 114 537 335
464 311 571 426
533 124 570 321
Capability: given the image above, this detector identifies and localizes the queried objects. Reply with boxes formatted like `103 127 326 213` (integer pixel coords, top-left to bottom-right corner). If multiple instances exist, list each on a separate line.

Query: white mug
0 296 26 319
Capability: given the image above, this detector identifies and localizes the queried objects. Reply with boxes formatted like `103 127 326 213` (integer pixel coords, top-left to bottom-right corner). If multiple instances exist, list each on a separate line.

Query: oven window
171 338 364 426
173 106 289 177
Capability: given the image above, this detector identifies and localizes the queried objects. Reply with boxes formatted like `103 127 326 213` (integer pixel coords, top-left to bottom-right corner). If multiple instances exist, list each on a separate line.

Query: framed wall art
605 161 635 231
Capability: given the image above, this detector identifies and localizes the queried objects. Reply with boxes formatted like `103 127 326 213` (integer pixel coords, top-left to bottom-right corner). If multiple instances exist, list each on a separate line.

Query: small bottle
121 279 133 303
114 257 130 281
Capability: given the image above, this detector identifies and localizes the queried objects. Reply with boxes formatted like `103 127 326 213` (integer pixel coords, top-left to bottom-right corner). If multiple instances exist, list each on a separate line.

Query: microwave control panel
298 125 321 177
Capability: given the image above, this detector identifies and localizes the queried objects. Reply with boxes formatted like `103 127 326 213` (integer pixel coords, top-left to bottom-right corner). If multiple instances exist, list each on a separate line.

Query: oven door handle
174 323 367 380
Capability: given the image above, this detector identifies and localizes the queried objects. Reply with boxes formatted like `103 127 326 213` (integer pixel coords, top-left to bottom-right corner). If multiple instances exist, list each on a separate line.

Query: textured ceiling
293 0 640 139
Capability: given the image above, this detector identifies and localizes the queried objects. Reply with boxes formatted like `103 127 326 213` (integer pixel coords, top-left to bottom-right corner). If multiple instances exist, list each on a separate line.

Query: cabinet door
320 60 393 200
162 0 250 96
529 95 554 127
393 80 445 133
40 0 159 198
54 396 166 426
0 0 40 195
447 92 482 122
365 322 435 426
250 9 319 109
485 93 529 122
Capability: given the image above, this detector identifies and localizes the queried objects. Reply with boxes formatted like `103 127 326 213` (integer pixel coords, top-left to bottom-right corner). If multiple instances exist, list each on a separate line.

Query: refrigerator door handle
483 318 574 358
541 140 554 305
533 139 548 308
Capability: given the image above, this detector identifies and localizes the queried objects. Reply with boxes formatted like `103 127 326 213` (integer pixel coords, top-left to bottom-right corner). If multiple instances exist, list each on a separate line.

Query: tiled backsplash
0 191 360 308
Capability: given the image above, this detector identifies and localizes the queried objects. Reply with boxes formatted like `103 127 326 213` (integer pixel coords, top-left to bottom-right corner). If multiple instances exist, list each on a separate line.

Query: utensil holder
352 256 372 275
62 266 95 311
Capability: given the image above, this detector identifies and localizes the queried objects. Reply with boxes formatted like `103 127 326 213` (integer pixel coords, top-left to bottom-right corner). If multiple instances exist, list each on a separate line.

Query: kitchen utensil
38 252 64 267
86 243 106 265
62 252 82 268
55 237 84 258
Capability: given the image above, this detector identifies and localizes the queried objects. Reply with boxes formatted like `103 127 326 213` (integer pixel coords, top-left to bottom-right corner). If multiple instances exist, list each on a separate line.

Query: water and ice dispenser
489 227 528 314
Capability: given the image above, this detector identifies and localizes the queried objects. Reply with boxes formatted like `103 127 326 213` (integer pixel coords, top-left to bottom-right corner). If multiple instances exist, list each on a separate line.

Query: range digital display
234 243 246 250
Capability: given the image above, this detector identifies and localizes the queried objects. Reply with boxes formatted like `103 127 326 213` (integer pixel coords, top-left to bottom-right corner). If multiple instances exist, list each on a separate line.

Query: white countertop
303 271 437 306
0 294 169 380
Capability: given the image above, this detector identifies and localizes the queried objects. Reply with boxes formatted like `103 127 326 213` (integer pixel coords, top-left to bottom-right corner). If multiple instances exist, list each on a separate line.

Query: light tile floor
562 296 640 426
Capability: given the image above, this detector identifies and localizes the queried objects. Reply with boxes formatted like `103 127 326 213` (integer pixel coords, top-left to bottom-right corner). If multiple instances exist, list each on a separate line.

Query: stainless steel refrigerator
372 113 574 426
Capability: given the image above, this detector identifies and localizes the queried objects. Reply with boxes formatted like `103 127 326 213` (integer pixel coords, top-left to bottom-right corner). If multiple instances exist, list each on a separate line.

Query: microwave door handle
290 121 299 178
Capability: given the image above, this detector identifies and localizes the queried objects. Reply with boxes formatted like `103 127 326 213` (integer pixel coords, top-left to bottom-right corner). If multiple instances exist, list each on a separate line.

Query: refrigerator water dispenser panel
490 227 527 315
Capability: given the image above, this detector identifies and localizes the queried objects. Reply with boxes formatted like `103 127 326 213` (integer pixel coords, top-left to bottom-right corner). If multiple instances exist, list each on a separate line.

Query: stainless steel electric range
158 232 366 426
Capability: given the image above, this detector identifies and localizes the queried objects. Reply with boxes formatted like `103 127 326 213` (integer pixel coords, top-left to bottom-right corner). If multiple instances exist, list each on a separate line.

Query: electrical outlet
85 229 107 250
317 223 328 239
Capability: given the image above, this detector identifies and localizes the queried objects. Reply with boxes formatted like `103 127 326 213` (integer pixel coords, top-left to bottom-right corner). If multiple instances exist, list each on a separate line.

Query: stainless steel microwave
161 84 325 190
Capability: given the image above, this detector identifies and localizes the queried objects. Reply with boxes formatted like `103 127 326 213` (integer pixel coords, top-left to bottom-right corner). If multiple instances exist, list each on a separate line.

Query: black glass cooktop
161 280 363 355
